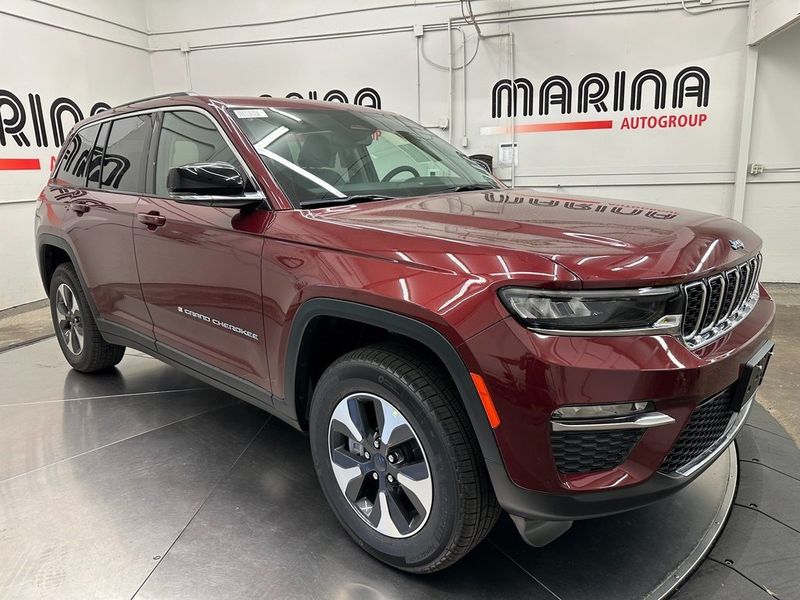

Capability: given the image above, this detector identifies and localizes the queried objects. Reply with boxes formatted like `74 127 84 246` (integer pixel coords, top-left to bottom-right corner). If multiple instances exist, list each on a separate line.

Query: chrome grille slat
701 275 725 332
681 253 762 349
682 282 707 339
720 269 739 320
737 263 752 310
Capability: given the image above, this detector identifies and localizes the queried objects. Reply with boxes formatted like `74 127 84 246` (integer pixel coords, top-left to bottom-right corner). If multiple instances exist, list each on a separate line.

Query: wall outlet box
413 24 424 37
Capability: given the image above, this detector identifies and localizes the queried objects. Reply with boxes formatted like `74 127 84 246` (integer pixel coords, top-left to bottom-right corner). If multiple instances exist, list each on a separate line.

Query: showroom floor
0 289 798 599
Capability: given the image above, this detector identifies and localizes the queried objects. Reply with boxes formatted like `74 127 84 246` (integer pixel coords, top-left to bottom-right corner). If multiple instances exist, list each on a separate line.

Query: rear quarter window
101 114 153 193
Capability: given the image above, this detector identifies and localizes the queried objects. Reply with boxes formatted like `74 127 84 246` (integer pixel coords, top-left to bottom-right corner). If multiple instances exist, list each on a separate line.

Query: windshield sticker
234 108 268 119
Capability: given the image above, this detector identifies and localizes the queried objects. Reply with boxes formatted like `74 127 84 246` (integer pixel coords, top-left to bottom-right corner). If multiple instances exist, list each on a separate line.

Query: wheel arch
284 298 503 467
37 233 99 319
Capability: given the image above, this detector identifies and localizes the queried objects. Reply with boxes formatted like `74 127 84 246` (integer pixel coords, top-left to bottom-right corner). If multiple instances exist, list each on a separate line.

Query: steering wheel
381 165 420 182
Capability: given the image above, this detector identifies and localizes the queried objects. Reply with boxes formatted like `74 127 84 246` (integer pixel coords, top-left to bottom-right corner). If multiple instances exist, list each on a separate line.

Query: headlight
498 286 684 333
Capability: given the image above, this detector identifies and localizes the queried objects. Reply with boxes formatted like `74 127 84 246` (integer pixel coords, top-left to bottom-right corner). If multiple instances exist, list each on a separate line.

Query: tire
309 342 500 573
49 263 125 372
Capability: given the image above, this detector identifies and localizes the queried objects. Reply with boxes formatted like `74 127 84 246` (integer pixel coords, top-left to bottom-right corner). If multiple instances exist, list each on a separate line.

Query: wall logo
0 90 109 171
261 86 382 109
482 66 710 135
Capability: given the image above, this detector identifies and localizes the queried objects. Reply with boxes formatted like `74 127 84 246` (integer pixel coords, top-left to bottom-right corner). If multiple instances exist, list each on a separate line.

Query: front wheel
309 343 499 573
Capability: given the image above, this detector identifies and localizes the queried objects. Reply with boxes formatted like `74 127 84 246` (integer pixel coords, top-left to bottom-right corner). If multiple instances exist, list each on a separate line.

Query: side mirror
167 162 262 208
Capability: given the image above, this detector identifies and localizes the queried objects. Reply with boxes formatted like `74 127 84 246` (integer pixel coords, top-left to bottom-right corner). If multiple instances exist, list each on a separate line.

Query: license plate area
731 341 774 412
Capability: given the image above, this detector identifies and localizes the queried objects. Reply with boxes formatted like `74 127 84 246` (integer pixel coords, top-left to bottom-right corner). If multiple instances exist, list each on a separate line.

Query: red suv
35 93 774 572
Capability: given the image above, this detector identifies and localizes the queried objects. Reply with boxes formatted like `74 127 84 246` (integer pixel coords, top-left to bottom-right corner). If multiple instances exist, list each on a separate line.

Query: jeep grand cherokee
35 93 774 572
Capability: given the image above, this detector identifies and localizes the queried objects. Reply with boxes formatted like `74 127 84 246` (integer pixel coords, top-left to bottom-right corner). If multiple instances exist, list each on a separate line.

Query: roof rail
114 91 192 108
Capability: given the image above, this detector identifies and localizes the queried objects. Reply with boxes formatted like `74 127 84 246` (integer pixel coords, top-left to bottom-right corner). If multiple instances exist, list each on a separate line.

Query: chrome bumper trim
671 396 754 478
551 412 675 432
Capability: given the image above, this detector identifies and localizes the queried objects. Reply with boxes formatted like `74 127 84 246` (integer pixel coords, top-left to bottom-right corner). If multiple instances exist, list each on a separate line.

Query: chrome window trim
53 105 266 203
168 192 265 202
551 412 675 432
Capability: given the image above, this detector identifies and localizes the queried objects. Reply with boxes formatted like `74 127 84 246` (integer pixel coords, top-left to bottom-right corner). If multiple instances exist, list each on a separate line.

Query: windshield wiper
441 184 498 193
299 194 395 209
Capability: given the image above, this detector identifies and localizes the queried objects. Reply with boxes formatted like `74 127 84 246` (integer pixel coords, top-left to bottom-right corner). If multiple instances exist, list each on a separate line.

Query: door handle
137 212 167 228
71 202 90 214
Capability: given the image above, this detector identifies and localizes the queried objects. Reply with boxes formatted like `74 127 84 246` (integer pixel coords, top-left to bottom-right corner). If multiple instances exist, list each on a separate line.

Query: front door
133 109 271 391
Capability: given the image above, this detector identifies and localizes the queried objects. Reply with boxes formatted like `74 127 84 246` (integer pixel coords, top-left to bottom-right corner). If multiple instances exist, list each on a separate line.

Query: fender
37 232 100 320
283 298 504 468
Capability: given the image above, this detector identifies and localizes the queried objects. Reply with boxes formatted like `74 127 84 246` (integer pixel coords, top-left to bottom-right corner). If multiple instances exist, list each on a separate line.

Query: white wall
748 0 800 42
0 0 153 309
741 25 800 281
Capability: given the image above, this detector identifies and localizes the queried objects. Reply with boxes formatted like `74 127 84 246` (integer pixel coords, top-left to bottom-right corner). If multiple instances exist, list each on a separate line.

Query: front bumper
460 287 775 520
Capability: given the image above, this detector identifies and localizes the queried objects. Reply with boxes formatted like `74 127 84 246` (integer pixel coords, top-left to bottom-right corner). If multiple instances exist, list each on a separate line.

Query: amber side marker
470 373 501 429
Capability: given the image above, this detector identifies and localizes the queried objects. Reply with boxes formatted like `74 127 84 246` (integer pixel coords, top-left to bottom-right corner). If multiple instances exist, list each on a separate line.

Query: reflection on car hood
290 189 762 287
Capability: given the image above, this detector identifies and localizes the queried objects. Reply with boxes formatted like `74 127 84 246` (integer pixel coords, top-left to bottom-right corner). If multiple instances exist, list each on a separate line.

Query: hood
284 189 762 288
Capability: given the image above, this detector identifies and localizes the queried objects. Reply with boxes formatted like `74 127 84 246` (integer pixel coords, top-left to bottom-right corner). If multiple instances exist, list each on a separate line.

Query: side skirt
97 318 300 430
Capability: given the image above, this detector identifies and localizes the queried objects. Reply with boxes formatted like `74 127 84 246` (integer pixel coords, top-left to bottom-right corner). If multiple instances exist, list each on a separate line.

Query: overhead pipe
0 0 748 55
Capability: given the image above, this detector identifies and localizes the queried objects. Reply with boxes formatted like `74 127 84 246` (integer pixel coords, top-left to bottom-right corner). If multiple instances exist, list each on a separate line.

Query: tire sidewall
309 359 461 570
50 265 93 371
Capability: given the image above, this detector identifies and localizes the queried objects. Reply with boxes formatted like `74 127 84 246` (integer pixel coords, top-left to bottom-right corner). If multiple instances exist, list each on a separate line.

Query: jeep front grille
681 254 761 349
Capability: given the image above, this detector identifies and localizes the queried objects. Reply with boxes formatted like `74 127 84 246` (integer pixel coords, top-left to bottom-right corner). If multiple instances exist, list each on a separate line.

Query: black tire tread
50 263 125 372
328 342 501 573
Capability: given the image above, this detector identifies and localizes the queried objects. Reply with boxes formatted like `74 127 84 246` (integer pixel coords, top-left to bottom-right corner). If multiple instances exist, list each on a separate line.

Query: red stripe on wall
516 120 613 133
0 158 41 171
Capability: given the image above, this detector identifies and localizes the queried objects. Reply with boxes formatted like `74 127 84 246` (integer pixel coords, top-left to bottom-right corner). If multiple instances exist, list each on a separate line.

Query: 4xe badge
729 239 746 251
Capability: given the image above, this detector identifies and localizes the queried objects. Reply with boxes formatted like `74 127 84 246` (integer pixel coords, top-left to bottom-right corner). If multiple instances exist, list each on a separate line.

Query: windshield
228 106 499 207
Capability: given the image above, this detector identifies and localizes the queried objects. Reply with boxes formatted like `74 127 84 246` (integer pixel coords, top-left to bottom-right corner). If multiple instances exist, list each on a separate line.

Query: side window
54 124 100 188
101 114 153 193
155 111 244 197
86 122 110 189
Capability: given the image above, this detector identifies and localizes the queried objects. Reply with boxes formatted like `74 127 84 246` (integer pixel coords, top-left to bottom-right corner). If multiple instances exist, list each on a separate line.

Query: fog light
552 402 652 421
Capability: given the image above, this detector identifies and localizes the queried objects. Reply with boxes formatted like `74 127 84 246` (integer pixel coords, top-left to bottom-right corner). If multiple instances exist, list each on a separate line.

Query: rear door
52 115 153 338
133 108 271 391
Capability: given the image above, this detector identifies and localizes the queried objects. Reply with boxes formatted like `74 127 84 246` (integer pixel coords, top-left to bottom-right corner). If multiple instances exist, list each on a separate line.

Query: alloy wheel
327 392 433 538
55 283 84 355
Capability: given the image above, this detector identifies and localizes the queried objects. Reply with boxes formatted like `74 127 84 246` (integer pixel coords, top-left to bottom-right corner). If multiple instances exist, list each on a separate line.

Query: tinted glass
155 111 243 196
101 114 153 193
86 122 110 189
55 124 100 188
229 107 497 207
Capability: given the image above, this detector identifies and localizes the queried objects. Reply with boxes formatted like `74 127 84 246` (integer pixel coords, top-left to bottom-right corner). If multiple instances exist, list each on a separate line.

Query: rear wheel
49 263 125 372
309 343 500 573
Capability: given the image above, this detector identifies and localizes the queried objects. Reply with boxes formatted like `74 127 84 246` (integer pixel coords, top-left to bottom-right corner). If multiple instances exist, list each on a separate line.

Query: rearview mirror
167 162 263 208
